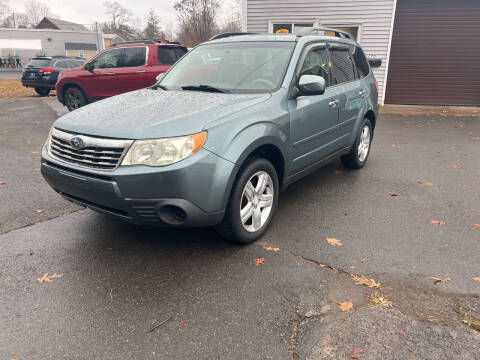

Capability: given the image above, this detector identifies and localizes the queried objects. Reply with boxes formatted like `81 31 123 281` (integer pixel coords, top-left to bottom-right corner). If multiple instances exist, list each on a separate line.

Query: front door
288 43 340 174
113 46 153 93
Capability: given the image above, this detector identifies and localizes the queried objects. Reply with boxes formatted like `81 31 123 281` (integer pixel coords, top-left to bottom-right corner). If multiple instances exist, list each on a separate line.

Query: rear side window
158 47 182 65
352 46 370 78
122 47 147 67
329 44 356 84
27 59 51 68
300 45 330 86
54 60 68 69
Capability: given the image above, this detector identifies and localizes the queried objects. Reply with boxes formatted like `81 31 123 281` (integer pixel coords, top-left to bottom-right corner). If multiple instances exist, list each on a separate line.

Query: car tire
341 118 373 169
34 87 50 97
65 87 87 111
216 157 279 244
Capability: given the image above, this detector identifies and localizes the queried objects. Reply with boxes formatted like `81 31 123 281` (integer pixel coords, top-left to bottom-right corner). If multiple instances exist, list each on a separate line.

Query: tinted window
158 47 178 65
329 45 356 84
54 60 68 69
352 46 370 78
69 60 85 69
123 47 147 67
90 48 123 69
300 45 330 86
174 47 187 59
27 59 51 68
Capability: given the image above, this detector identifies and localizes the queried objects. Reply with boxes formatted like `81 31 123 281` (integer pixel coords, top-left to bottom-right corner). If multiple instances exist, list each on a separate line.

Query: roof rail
209 32 259 41
110 39 155 47
296 27 353 39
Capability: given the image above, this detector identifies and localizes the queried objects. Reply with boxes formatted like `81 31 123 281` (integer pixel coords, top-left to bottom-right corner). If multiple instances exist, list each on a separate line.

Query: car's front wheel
216 157 279 244
34 87 50 97
65 87 87 111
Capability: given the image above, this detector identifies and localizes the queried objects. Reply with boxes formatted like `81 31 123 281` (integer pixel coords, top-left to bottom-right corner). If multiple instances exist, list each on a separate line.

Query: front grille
49 128 133 170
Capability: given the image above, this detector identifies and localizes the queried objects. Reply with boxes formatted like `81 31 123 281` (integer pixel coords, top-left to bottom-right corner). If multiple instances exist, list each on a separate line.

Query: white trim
382 0 397 105
241 0 248 32
268 20 316 34
320 23 363 43
0 27 98 35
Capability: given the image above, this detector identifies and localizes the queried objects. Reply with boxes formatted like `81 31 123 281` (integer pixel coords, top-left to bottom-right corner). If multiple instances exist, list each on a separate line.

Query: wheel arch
58 82 88 105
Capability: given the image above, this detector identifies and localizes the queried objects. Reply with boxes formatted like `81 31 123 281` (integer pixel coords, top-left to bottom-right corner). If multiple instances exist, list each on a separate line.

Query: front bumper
41 146 236 227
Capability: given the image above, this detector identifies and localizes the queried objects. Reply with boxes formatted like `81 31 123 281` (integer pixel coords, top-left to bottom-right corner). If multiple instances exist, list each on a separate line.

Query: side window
174 47 187 60
352 46 370 78
299 45 330 86
90 48 123 69
122 47 147 67
158 47 178 65
69 60 85 69
329 44 356 85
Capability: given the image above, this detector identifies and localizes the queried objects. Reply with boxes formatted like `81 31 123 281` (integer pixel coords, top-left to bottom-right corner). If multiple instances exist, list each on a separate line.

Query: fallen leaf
448 163 461 169
0 182 6 185
401 121 410 125
338 301 354 312
37 273 63 284
35 210 44 214
359 258 366 263
392 144 397 148
107 247 113 251
417 181 433 186
349 346 364 359
335 170 343 174
368 292 393 308
262 245 280 252
34 304 39 310
417 125 423 128
397 328 406 336
320 264 327 267
351 274 380 288
431 276 451 285
391 131 401 135
31 151 39 154
325 237 343 246
428 220 446 226
180 317 187 327
471 224 480 229
473 277 480 282
389 193 400 197
471 137 480 140
464 185 471 189
254 258 265 266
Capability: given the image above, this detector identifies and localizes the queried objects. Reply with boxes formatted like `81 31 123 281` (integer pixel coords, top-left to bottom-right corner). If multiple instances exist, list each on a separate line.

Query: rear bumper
21 77 56 89
41 146 235 227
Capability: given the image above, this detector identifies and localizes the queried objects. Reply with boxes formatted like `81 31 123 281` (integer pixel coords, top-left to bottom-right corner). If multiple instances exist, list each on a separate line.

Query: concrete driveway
1 98 479 359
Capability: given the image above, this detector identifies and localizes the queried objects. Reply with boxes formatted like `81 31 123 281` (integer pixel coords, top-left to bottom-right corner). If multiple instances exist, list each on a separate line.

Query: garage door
385 0 480 106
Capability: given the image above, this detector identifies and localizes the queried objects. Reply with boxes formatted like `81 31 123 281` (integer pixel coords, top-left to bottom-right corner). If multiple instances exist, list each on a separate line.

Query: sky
10 0 179 29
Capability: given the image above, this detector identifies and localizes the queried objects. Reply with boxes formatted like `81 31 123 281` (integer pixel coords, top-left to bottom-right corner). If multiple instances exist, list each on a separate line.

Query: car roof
203 33 358 47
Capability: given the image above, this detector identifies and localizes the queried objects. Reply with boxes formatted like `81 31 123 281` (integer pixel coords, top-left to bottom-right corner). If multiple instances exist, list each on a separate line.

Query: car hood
54 89 271 139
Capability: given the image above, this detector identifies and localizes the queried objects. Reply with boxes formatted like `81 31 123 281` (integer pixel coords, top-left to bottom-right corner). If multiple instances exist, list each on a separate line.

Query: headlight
121 131 207 167
45 126 53 149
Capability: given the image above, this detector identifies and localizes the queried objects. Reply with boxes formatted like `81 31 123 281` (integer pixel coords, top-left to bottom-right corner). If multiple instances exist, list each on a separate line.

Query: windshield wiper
181 85 229 94
152 84 169 90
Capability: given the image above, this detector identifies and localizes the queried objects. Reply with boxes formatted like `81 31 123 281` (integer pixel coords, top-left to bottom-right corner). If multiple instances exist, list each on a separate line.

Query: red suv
56 40 188 111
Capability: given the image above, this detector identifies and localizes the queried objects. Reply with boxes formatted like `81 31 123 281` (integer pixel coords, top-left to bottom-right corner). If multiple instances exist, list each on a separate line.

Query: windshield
160 41 295 93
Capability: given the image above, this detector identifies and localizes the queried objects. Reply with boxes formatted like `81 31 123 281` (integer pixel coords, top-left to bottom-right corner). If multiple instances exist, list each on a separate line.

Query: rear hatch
22 58 52 82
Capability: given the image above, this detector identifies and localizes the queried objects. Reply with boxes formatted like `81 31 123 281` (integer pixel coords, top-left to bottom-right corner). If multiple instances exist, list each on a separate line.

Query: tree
24 0 52 27
175 0 219 47
2 13 30 28
102 1 137 40
143 9 163 40
218 0 241 34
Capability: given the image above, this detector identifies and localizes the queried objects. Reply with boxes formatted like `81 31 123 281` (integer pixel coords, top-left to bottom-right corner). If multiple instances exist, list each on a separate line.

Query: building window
272 23 313 34
78 50 85 58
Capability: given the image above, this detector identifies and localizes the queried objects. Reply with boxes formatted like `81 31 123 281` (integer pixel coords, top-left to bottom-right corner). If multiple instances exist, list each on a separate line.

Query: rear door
113 46 152 92
328 43 363 147
289 43 340 173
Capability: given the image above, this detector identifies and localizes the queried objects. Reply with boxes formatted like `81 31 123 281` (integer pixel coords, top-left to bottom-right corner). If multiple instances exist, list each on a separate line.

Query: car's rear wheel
34 87 50 97
65 87 87 111
341 118 373 169
216 157 279 244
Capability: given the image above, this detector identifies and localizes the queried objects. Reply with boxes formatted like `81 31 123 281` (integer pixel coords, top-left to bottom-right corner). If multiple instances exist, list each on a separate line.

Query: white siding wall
245 0 395 103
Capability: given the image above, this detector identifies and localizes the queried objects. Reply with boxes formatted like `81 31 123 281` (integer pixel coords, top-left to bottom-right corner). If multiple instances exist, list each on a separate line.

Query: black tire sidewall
346 118 373 168
65 88 86 111
35 88 49 96
228 158 279 244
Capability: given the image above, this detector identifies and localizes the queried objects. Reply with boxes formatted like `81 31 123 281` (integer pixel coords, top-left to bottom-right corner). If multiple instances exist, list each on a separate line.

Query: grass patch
0 79 37 97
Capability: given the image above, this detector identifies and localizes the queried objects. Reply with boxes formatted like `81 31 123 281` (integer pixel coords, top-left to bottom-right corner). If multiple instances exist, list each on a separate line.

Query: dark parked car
55 40 188 111
42 28 380 244
21 56 86 96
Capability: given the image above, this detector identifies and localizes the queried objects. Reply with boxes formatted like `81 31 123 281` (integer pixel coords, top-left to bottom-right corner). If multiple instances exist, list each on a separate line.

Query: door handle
136 70 146 73
329 99 339 107
107 72 116 75
358 90 366 96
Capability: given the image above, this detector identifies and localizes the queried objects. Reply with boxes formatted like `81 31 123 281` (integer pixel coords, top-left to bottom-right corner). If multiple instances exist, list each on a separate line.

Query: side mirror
84 62 94 71
298 75 326 96
368 58 382 68
155 73 166 83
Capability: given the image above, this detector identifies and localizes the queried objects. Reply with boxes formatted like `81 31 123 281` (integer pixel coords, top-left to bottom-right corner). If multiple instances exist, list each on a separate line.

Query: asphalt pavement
1 98 479 359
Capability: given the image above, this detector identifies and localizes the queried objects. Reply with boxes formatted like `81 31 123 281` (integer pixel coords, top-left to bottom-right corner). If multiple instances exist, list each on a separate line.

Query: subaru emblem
71 136 85 150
